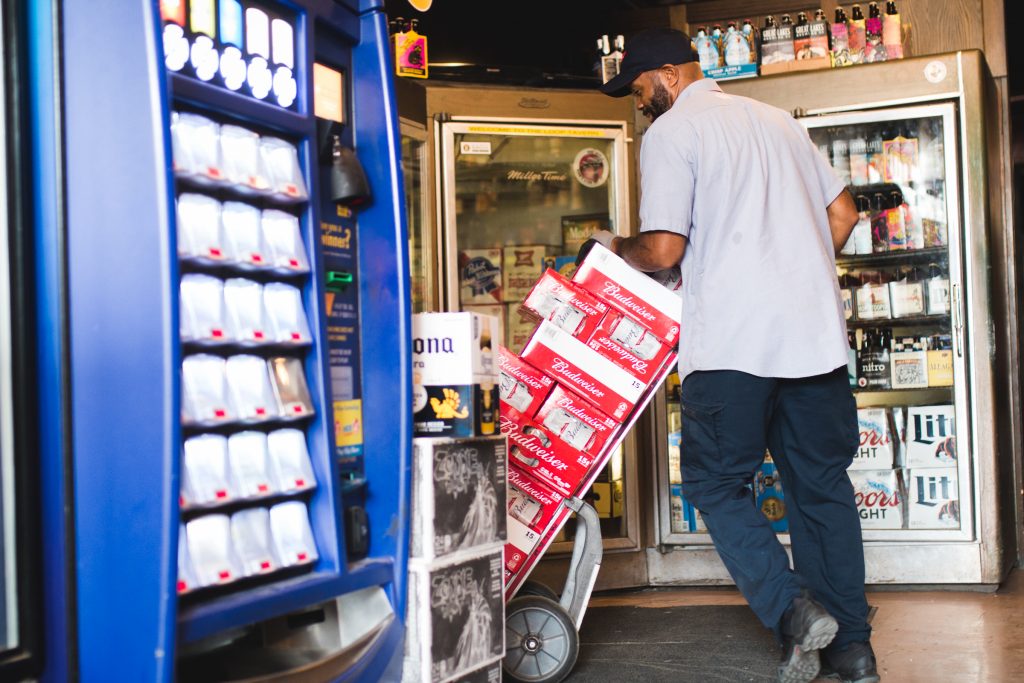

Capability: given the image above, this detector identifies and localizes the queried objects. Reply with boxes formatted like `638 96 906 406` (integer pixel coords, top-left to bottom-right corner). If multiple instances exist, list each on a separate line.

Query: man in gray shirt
588 27 877 683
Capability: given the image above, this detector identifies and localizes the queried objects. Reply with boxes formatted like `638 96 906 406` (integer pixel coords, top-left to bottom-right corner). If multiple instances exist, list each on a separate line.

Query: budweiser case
411 436 507 561
850 408 895 470
507 464 566 536
904 404 956 468
405 549 505 683
572 242 681 345
504 516 542 576
585 310 673 385
413 312 501 438
848 468 904 529
497 345 553 419
521 320 644 420
907 467 960 529
499 402 595 497
535 383 618 457
521 268 609 341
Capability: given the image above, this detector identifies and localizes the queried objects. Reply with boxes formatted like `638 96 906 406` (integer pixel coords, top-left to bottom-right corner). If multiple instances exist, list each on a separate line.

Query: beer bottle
871 193 889 253
865 1 886 63
849 4 866 63
796 11 808 26
853 195 873 254
887 189 907 250
884 1 904 59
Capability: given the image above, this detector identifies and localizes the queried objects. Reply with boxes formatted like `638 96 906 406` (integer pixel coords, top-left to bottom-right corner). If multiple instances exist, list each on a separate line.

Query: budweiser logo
601 282 656 321
498 356 546 389
554 395 611 431
499 417 569 471
550 359 605 398
509 472 560 506
590 336 649 373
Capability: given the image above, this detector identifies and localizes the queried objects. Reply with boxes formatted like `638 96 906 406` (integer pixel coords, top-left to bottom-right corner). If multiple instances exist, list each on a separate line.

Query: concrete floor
584 568 1024 681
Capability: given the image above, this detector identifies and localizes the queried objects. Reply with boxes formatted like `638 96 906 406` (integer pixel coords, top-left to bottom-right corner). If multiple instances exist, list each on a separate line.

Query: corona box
412 312 501 438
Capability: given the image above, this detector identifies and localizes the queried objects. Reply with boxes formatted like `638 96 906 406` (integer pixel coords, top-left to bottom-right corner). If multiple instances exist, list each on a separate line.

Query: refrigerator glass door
439 118 638 546
401 123 433 313
657 102 971 545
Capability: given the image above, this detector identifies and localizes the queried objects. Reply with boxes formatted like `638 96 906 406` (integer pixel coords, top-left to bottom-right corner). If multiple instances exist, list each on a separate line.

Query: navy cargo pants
679 366 871 648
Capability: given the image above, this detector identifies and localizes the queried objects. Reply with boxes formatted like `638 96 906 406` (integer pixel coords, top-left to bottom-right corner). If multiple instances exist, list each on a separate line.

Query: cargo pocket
680 400 725 477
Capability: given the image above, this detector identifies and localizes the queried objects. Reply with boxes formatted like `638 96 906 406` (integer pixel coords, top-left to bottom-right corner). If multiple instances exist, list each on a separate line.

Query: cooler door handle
952 283 964 357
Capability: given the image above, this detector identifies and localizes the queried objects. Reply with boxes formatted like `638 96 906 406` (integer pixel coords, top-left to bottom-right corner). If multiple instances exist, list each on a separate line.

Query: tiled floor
585 567 1024 681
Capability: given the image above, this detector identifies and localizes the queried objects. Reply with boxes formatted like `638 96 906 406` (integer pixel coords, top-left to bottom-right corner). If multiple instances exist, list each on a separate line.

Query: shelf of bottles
165 1 326 599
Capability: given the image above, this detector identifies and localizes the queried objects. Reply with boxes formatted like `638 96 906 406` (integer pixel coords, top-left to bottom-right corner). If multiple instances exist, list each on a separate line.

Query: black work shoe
776 591 839 683
820 641 880 683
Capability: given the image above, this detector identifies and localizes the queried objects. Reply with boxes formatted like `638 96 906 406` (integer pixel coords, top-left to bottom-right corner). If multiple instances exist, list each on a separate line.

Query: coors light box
411 436 507 561
849 408 895 470
405 549 505 683
848 468 904 529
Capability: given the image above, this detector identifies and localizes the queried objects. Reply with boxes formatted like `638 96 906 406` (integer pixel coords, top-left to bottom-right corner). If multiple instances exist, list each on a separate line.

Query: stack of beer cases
849 404 958 529
405 312 508 683
501 243 681 595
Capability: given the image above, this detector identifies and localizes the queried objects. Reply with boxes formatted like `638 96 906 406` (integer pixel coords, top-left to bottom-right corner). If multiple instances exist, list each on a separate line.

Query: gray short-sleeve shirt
639 78 848 381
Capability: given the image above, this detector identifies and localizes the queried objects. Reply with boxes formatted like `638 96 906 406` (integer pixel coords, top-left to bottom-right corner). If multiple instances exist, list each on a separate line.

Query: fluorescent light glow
163 23 189 72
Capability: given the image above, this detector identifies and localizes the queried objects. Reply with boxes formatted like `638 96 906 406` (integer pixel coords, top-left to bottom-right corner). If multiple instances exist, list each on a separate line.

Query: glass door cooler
652 51 1016 586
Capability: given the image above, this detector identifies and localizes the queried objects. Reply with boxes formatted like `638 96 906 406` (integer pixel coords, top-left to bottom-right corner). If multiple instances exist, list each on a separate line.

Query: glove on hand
574 230 618 266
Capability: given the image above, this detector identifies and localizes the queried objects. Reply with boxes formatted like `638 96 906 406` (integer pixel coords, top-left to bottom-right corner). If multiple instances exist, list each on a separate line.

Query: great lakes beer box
413 312 501 438
411 436 507 561
904 404 956 468
572 242 681 345
404 549 505 683
848 468 904 529
907 467 960 529
850 408 895 470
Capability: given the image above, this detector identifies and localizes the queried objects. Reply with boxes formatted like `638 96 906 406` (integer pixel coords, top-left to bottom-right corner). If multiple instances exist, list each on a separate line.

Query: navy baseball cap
599 28 696 97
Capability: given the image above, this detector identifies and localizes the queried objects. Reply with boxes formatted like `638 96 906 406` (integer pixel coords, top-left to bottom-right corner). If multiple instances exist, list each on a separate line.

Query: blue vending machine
24 0 411 680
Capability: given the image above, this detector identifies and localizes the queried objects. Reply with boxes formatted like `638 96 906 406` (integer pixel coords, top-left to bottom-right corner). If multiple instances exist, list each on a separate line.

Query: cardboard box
755 455 788 533
592 480 623 519
505 304 537 355
458 248 503 305
759 22 795 73
503 245 552 303
891 349 929 389
541 254 578 280
561 213 609 253
503 516 541 575
927 349 954 387
411 436 507 561
669 484 691 533
535 383 618 457
497 346 553 419
461 305 505 347
521 268 609 341
572 242 680 345
904 404 956 468
585 310 673 385
499 402 594 498
507 465 565 536
521 320 644 421
907 467 960 529
450 658 502 683
850 408 895 470
848 468 904 529
413 312 500 438
405 550 505 683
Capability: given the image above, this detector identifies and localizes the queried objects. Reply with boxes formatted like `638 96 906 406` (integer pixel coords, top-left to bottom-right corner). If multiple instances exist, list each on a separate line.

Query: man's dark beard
642 81 672 121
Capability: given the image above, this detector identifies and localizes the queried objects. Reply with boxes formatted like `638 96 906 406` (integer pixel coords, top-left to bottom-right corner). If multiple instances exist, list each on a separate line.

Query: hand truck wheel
516 579 559 602
503 595 579 683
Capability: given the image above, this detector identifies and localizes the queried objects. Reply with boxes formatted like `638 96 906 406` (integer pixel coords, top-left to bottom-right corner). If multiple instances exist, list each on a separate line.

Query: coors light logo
498 354 546 390
550 358 605 399
601 281 657 323
589 336 649 373
499 416 570 471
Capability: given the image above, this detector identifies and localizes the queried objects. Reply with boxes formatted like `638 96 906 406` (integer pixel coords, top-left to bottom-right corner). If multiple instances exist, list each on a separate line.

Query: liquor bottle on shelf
832 7 853 67
883 0 904 59
849 4 867 63
853 196 873 254
886 189 907 250
865 1 887 62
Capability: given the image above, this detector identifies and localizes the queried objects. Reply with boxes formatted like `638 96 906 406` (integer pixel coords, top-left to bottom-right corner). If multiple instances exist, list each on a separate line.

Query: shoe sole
778 613 839 683
820 674 881 683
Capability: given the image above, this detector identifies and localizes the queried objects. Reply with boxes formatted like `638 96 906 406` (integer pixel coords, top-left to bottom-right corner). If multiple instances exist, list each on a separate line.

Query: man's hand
575 230 619 266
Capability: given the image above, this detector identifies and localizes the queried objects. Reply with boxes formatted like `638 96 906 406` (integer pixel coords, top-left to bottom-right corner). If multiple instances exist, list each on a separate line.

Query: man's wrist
611 235 624 255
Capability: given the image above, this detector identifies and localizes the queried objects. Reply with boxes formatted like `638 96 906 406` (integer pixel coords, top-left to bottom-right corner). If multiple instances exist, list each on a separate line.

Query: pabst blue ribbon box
848 469 904 529
572 242 681 345
534 383 618 458
497 345 553 419
520 320 644 421
410 435 507 562
520 268 609 341
458 248 503 305
499 401 595 498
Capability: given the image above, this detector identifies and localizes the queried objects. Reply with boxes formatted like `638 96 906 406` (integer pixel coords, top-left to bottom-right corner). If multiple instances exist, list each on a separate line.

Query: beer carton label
760 24 795 65
755 454 787 533
499 402 594 497
412 381 497 439
669 483 692 533
507 465 564 534
831 21 853 66
505 303 538 355
412 311 499 385
905 405 956 468
849 468 903 529
794 19 829 61
851 408 894 470
889 281 925 318
458 248 503 305
572 243 681 345
891 350 929 389
907 467 960 529
535 383 618 457
522 268 609 341
857 347 891 391
927 349 954 387
407 551 504 683
411 436 507 560
497 345 553 419
503 245 552 303
586 310 673 384
561 214 609 253
521 321 643 420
